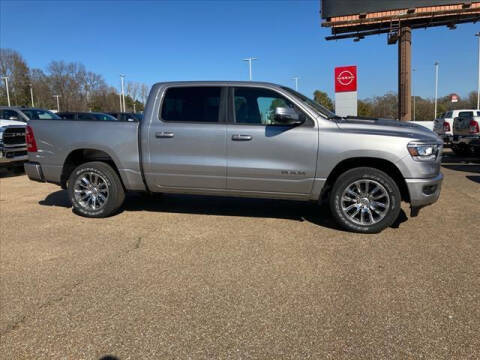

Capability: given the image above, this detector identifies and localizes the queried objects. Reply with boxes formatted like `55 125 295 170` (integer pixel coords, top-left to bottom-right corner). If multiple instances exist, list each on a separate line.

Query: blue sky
1 0 479 100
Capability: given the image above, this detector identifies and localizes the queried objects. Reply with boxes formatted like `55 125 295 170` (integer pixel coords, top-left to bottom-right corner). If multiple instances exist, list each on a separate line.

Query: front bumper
0 145 28 165
405 173 443 215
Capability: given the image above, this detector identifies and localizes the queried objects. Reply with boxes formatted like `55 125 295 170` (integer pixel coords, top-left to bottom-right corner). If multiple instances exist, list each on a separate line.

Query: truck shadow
39 190 407 232
0 167 25 178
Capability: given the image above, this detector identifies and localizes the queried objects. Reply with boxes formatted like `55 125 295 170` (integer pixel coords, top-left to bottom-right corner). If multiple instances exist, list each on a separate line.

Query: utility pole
292 76 299 91
434 62 439 119
243 57 257 81
29 84 34 107
476 32 480 109
53 95 61 112
412 68 416 121
120 74 126 112
1 76 11 106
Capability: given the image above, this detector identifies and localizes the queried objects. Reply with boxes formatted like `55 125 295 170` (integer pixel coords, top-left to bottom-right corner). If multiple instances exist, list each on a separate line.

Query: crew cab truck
24 81 443 233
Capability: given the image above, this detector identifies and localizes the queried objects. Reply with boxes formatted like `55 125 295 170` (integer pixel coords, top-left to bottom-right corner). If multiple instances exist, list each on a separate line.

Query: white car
433 109 480 143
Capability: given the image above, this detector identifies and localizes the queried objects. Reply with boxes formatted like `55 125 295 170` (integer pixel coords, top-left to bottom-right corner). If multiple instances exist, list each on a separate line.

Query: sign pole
398 25 412 121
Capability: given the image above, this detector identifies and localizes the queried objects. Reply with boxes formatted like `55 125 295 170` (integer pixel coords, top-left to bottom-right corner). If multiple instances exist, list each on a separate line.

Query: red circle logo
337 70 355 86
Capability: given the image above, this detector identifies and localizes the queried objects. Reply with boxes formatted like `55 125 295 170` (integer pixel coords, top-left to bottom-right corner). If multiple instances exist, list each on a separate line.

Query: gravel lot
1 151 479 359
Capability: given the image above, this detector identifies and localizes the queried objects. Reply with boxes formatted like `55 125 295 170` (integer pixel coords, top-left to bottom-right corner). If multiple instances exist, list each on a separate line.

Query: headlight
407 142 440 161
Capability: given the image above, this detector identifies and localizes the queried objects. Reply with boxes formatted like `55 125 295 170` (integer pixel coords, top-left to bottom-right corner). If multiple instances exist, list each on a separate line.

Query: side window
78 113 95 121
445 111 453 118
233 87 299 125
160 86 222 123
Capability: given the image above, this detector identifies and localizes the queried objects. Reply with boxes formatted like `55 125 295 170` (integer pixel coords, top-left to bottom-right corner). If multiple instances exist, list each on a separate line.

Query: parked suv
24 81 443 233
452 111 480 156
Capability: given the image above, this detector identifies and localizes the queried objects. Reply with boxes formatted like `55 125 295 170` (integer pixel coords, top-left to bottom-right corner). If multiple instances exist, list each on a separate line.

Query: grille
2 127 26 145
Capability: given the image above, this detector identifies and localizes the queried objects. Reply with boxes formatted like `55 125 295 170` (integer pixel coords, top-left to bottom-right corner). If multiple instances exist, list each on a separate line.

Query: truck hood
0 119 27 127
335 117 441 143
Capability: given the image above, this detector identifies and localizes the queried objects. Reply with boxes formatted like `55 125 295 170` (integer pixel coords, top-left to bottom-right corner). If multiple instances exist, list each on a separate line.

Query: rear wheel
329 167 401 233
67 161 125 218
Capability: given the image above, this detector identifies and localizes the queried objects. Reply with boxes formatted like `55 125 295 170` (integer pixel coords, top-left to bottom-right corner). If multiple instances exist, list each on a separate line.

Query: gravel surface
1 153 479 359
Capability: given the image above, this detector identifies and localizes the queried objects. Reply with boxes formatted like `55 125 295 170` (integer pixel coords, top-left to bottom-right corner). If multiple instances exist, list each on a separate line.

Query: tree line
0 48 148 112
2 48 477 118
314 89 479 120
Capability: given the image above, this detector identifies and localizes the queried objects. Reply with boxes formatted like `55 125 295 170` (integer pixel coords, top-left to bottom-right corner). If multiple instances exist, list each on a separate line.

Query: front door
145 86 227 191
226 86 318 195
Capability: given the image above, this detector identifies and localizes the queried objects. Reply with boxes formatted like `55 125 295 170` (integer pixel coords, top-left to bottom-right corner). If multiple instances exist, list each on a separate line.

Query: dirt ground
1 151 479 359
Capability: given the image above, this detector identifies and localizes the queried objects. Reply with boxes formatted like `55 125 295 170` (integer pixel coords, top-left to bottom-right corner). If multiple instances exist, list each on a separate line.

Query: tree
0 48 31 106
313 90 334 111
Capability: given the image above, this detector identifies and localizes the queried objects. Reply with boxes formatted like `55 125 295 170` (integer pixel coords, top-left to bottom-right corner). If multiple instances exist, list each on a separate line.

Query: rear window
458 111 473 118
160 87 221 123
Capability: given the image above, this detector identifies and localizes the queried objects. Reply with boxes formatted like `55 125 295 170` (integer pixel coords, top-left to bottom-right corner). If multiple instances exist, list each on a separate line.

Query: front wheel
329 167 401 233
67 161 125 218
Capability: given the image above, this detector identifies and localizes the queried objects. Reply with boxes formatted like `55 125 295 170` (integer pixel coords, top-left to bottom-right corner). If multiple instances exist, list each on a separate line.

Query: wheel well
321 157 410 203
61 149 121 189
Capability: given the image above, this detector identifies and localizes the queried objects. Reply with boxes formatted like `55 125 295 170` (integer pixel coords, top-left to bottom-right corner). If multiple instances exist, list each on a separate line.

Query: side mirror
8 116 18 121
273 107 302 125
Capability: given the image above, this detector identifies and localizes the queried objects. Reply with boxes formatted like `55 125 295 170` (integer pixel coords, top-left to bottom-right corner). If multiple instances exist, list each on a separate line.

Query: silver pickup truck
25 81 443 233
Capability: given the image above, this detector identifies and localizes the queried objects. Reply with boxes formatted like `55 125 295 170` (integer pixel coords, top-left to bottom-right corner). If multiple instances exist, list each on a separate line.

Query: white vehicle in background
433 110 480 144
0 118 27 170
0 107 59 170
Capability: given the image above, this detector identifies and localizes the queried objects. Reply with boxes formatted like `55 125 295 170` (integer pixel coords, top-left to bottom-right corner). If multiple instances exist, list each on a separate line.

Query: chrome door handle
232 134 252 141
155 131 174 138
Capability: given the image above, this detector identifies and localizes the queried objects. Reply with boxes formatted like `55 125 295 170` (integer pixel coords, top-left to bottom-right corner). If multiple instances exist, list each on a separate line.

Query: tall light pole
412 68 416 121
476 32 480 109
243 57 257 81
434 62 439 119
120 74 126 112
29 84 34 107
292 76 299 91
53 95 60 112
1 76 11 106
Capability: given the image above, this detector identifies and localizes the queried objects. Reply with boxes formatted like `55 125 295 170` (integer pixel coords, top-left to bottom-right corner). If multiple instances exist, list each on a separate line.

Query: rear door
226 86 317 195
145 86 227 190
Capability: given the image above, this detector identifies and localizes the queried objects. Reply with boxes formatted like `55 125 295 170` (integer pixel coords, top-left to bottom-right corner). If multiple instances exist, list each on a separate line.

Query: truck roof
152 81 285 88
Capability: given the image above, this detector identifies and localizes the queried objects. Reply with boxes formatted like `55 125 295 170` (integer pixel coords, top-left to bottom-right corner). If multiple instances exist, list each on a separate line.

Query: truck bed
28 119 145 190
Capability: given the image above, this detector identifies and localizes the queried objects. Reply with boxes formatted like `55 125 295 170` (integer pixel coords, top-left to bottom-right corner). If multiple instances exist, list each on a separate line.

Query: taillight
469 120 480 134
443 121 451 132
26 125 38 152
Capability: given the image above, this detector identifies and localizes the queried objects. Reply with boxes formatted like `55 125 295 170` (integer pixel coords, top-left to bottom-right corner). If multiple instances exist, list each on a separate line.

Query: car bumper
0 145 28 165
452 135 480 147
405 173 443 215
24 161 45 182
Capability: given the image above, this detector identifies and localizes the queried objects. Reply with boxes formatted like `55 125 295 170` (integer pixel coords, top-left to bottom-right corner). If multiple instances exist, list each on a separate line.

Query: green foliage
313 90 334 111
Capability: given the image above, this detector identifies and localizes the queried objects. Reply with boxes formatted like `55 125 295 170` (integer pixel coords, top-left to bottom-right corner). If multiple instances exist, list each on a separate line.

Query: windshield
280 86 337 119
21 109 61 120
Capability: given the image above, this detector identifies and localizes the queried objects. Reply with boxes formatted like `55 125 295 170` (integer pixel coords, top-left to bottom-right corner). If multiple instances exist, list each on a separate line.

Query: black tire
329 167 401 233
67 161 125 218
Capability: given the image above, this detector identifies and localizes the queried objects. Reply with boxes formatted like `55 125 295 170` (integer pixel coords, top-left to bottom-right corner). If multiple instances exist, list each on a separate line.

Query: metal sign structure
321 0 480 121
335 66 358 116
